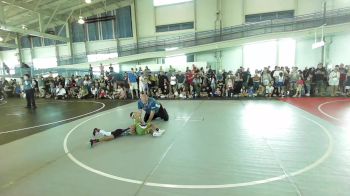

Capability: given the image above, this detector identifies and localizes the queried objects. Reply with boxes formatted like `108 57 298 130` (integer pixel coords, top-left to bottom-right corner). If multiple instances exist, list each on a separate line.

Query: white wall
244 0 295 15
33 46 56 58
296 0 323 15
222 0 244 27
155 1 194 26
195 0 217 31
120 62 207 72
222 46 243 71
135 0 155 38
329 34 350 65
295 38 322 68
72 42 86 55
86 39 117 53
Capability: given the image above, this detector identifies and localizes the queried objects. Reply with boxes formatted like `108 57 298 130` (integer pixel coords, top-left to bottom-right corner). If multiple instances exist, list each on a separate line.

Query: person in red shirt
293 76 304 97
185 70 195 96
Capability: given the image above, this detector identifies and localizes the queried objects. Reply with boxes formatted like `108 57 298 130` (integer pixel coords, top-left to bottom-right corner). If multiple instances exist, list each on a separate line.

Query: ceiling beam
1 0 66 23
0 41 17 49
0 23 69 42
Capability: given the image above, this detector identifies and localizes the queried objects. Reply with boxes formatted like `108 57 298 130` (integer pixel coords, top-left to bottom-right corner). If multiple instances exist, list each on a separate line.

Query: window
115 6 133 38
55 25 67 45
156 22 194 32
87 15 99 41
72 23 85 42
245 10 294 23
21 36 31 48
32 36 42 47
101 12 114 40
154 0 192 7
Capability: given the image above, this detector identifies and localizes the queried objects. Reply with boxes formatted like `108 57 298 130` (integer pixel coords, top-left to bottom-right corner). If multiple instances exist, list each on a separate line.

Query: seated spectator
214 87 221 97
55 84 67 100
99 89 107 99
265 82 274 97
78 86 89 99
91 86 99 99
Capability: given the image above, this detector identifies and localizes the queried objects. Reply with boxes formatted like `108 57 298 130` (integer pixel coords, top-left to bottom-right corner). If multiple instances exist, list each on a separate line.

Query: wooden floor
0 98 349 196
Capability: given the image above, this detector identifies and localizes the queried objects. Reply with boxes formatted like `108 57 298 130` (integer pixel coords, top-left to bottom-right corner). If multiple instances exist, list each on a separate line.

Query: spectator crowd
1 63 350 102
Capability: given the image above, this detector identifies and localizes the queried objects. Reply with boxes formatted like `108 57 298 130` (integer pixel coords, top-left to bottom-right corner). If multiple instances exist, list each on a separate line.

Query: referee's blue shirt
138 97 161 114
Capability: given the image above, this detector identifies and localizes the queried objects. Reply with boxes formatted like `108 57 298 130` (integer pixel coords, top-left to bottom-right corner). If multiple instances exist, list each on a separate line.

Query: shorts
111 129 126 138
276 82 284 88
129 82 138 90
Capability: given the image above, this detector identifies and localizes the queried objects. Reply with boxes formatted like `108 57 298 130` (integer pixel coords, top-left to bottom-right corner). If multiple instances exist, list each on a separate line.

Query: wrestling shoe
153 129 165 137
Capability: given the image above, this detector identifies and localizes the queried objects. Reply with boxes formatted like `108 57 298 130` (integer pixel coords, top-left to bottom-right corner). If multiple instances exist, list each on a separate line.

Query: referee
138 93 169 123
23 74 36 109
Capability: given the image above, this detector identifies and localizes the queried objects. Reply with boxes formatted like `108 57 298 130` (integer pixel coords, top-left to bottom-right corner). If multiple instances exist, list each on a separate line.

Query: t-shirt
137 97 161 114
95 130 111 137
134 119 151 135
128 72 137 83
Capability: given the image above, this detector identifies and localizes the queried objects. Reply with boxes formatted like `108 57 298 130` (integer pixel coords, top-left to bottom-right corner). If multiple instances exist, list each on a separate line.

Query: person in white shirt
55 84 66 100
328 66 340 96
170 73 177 94
265 82 274 97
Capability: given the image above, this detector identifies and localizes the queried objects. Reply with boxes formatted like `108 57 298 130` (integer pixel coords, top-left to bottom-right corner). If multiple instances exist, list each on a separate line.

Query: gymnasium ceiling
0 0 131 48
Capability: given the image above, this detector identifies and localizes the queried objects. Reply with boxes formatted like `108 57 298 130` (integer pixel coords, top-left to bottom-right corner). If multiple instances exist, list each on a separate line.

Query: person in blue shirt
23 74 36 109
128 68 139 99
138 93 169 123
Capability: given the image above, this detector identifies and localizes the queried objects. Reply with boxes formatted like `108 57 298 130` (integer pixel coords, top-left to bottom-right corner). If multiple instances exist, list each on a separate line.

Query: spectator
128 68 139 99
23 74 36 109
328 66 340 96
55 84 67 100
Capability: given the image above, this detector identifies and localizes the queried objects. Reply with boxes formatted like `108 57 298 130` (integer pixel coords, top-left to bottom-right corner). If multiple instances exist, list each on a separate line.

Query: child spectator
294 76 304 97
91 86 99 99
265 82 274 97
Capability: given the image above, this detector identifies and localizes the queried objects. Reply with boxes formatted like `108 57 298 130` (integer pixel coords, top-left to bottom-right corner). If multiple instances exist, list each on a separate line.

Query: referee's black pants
144 105 169 122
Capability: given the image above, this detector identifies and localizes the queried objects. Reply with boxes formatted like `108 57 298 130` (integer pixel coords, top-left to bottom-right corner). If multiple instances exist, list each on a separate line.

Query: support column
15 34 23 64
66 22 74 64
0 3 5 24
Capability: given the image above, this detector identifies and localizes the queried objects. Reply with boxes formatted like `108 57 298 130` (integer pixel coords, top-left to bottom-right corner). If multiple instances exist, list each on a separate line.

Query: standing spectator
23 74 36 109
345 68 350 96
293 76 304 97
289 67 299 96
99 63 105 77
176 71 185 92
89 64 93 79
170 73 177 94
314 63 326 96
305 73 313 96
339 63 347 95
261 68 272 86
328 66 340 96
128 68 139 99
252 70 261 91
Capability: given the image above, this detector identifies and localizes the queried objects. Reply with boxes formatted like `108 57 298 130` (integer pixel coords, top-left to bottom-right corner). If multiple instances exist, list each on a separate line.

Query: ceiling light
78 16 85 24
0 36 3 42
85 0 92 3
